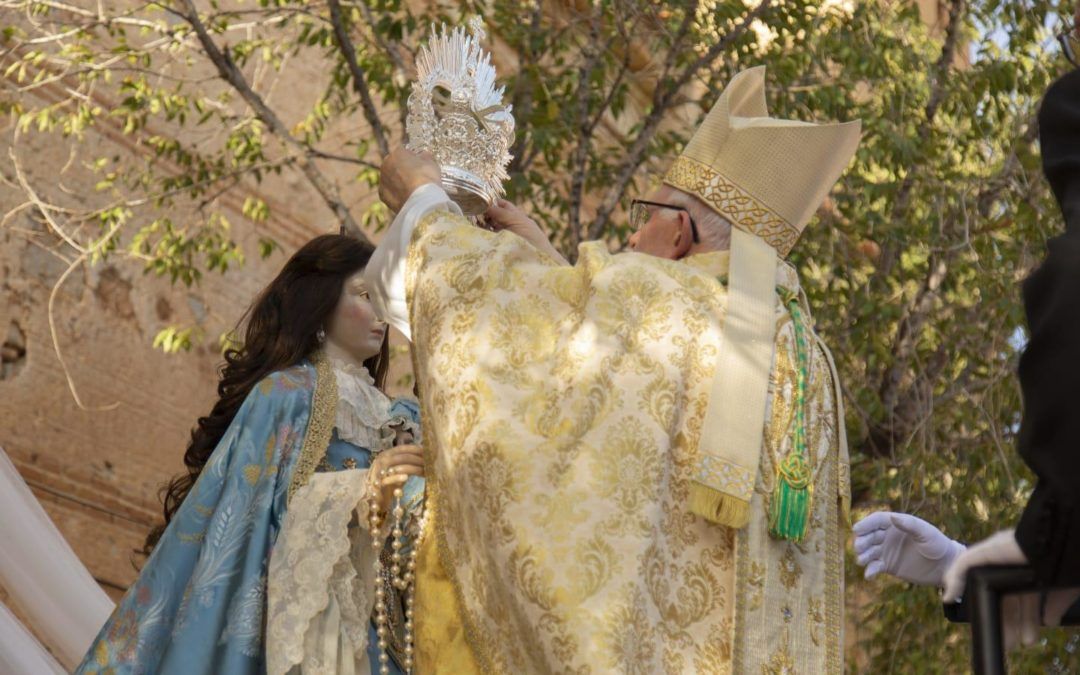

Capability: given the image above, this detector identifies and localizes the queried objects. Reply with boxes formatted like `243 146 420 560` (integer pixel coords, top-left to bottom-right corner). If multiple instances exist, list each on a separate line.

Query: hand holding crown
378 147 442 213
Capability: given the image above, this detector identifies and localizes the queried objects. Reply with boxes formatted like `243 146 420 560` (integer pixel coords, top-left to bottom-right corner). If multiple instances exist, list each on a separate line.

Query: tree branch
567 9 603 250
175 0 368 241
860 0 971 456
327 0 390 158
877 0 968 276
586 0 770 240
353 0 412 132
506 3 544 176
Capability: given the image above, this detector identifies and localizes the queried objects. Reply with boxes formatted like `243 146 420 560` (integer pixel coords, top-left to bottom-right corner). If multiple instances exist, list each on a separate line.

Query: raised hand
853 511 965 587
378 147 442 213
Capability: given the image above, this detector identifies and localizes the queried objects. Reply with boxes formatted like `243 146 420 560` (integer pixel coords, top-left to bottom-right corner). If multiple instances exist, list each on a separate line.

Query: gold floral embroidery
807 597 825 647
567 534 617 602
763 644 796 675
747 561 766 611
593 417 663 537
287 351 337 504
599 586 658 674
692 617 735 674
779 546 803 590
642 543 723 629
243 432 280 485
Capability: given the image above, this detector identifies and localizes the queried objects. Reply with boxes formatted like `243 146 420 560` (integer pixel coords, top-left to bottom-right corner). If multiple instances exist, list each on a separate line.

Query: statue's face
325 270 386 362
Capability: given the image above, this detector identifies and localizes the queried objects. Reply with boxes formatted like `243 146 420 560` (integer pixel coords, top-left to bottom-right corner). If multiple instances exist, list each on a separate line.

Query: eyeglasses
1059 24 1078 68
629 199 700 243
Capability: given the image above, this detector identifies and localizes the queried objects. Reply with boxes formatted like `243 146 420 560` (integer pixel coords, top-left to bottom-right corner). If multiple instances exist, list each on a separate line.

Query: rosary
368 467 428 674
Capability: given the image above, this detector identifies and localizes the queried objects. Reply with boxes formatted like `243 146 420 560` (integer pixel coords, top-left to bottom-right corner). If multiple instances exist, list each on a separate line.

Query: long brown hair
144 234 389 553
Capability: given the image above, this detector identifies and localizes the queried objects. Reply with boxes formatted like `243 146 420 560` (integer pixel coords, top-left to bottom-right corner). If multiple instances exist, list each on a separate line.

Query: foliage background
2 0 1078 670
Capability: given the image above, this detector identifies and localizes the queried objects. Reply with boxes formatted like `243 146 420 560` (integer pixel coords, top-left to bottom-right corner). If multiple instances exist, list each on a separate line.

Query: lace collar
326 355 393 451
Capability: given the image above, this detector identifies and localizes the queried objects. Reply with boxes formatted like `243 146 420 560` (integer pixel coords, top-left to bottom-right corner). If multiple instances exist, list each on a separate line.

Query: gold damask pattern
665 156 801 257
407 211 848 673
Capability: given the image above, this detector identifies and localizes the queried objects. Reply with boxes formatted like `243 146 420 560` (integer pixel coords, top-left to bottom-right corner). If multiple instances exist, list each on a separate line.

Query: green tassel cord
768 288 813 542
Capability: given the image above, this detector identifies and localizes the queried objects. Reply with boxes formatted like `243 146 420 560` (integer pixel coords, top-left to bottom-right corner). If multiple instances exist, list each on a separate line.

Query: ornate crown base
441 166 496 216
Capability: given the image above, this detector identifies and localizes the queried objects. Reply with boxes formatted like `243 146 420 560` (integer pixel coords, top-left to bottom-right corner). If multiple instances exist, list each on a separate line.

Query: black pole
946 565 1080 674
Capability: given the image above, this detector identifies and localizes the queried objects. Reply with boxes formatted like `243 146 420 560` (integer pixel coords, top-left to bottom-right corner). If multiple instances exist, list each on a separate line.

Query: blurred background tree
1 0 1076 670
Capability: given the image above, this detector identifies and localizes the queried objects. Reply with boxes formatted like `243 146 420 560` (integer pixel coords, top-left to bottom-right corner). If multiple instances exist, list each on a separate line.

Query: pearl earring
316 327 326 343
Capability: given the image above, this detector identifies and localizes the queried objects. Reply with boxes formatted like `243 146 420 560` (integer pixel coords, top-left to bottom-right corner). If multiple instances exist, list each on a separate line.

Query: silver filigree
406 19 515 215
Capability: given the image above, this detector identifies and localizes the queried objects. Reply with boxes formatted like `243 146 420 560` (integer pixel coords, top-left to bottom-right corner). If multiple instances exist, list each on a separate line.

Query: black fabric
1014 68 1080 587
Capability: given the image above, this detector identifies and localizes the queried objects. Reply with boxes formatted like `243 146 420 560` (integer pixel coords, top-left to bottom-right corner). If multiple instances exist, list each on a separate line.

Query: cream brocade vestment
366 185 851 674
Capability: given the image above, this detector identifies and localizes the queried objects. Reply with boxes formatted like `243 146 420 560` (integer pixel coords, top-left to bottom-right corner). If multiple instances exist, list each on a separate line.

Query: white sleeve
0 448 115 670
364 183 462 342
0 602 67 675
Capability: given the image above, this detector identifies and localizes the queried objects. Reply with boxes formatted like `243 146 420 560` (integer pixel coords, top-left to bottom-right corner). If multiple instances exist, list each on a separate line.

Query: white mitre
662 66 861 527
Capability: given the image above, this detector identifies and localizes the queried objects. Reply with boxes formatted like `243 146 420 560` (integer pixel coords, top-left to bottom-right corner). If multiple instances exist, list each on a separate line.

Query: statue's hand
853 511 965 588
368 444 424 515
379 147 442 213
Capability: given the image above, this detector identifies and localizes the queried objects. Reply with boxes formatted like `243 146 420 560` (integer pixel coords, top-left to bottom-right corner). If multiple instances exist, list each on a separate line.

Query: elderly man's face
627 186 694 260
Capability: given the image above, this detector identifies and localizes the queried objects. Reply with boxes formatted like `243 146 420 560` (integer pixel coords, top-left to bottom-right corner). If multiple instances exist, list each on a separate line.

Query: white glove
853 511 965 587
942 529 1027 603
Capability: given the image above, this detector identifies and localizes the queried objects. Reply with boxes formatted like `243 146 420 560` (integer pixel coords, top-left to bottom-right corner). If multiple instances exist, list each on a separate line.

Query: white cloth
266 469 375 675
364 183 461 340
0 601 66 675
0 448 114 670
853 511 965 587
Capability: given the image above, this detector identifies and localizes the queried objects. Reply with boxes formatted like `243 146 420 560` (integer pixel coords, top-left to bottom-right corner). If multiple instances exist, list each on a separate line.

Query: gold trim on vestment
287 351 338 504
825 450 843 674
664 156 801 257
733 526 749 674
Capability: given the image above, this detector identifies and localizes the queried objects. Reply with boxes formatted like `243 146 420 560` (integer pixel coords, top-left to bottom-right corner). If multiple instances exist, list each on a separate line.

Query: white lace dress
265 360 418 675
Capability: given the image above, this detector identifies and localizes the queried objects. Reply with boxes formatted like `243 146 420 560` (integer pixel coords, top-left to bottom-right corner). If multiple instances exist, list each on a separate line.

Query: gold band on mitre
665 155 801 256
666 66 861 526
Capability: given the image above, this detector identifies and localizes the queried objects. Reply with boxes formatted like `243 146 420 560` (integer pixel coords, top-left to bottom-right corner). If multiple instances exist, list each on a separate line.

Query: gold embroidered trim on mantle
664 156 802 257
287 351 338 504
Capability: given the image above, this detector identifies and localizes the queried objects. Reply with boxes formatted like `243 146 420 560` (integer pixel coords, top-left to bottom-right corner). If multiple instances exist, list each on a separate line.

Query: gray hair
665 188 732 251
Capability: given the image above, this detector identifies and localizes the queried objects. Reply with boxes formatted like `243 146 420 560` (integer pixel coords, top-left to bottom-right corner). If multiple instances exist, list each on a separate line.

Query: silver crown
406 19 515 215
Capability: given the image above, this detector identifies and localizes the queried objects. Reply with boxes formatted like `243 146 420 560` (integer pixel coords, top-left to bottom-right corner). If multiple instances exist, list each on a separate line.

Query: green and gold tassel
769 289 813 542
769 453 813 541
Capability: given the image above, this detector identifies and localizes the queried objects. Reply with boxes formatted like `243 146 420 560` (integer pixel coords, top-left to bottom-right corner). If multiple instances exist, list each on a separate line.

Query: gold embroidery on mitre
664 155 801 257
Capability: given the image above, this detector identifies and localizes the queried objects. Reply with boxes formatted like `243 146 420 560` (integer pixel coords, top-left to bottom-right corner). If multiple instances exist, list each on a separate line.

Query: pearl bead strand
368 471 428 675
